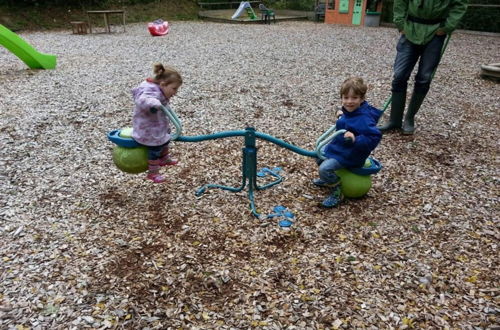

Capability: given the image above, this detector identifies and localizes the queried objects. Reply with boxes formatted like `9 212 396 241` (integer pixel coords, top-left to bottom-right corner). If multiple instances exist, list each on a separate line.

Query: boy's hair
340 77 367 98
152 63 183 86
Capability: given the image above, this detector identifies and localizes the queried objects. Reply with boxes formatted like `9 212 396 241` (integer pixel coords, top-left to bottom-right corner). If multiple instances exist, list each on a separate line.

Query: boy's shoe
321 186 343 208
146 172 166 183
159 155 178 166
312 178 341 188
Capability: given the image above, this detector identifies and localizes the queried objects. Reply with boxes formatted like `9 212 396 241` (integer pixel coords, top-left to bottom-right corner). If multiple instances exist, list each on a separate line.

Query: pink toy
148 19 169 36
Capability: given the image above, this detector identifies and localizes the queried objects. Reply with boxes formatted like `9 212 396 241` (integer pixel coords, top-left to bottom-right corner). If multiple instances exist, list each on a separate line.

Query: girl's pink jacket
131 80 171 146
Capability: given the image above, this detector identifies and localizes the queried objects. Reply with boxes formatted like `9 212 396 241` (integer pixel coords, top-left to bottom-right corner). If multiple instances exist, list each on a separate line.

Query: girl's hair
340 77 367 98
152 63 183 86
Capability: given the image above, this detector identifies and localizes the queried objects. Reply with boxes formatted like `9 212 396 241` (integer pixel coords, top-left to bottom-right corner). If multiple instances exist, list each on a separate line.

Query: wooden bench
87 10 126 33
70 21 88 34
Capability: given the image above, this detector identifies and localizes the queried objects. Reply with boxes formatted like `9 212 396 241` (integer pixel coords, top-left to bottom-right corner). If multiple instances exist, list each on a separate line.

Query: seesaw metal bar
110 108 379 217
175 127 314 217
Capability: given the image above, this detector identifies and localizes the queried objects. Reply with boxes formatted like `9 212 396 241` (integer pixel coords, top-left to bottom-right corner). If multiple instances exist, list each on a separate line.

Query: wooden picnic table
87 10 126 33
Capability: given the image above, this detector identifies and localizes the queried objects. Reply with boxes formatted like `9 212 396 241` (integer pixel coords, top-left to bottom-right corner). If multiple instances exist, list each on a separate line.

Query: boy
314 77 382 207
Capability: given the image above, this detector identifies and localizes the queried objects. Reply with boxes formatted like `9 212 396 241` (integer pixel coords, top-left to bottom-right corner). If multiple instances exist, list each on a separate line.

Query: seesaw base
194 143 283 217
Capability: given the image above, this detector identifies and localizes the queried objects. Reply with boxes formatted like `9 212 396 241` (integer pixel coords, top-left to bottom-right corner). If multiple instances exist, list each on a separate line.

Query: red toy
148 19 169 37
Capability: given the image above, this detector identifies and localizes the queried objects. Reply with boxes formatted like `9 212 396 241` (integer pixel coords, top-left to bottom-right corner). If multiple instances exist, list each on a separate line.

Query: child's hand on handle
344 131 355 144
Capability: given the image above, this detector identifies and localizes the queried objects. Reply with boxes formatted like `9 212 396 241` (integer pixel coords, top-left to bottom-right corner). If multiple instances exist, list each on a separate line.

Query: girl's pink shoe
159 155 179 166
146 173 166 183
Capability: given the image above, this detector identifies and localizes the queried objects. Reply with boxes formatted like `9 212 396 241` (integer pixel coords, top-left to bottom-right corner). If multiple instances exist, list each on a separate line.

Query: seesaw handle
160 105 182 140
315 129 346 160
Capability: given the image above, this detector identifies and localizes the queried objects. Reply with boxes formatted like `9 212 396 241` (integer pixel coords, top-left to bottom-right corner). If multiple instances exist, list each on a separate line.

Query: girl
131 63 182 183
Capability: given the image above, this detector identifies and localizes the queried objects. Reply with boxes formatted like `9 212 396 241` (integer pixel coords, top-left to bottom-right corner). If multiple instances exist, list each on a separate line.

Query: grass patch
0 0 199 31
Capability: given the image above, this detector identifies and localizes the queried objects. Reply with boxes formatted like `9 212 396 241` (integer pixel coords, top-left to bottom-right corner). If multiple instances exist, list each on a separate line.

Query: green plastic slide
0 24 56 69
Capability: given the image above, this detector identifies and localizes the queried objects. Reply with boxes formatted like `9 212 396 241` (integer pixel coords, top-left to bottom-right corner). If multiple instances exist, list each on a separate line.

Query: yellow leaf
312 288 321 294
466 275 478 283
402 317 415 328
3 257 10 262
54 297 65 304
335 256 343 263
212 217 220 223
338 234 347 241
468 231 480 238
300 294 314 302
290 258 298 264
202 312 210 320
372 233 380 239
125 314 132 320
15 325 30 330
95 303 105 309
373 265 382 270
161 286 169 291
457 255 468 262
192 241 201 246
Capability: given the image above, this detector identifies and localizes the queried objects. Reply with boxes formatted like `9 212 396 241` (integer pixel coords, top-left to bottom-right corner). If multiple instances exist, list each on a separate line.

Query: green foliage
271 0 315 11
0 0 100 6
0 0 198 30
457 6 500 33
381 0 499 33
0 0 162 7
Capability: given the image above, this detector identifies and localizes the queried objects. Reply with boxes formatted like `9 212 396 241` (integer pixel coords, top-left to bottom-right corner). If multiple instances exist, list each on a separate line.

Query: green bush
271 0 315 11
381 0 499 33
457 6 500 33
0 0 160 7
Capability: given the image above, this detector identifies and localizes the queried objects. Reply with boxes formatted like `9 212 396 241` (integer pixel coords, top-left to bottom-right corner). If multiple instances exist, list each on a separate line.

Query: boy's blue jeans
392 34 446 94
318 158 344 183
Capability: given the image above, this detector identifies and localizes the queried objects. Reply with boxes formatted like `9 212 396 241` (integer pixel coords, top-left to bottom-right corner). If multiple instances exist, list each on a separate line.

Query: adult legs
403 34 447 134
379 35 420 132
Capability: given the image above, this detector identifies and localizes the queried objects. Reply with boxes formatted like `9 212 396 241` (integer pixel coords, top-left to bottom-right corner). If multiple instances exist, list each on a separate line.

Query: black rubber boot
378 91 406 133
402 92 427 135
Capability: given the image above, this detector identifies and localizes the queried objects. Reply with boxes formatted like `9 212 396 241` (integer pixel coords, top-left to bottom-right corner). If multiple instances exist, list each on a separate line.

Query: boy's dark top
324 101 382 168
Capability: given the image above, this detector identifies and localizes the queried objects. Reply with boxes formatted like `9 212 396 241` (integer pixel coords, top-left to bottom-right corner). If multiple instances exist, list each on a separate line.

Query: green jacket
393 0 468 45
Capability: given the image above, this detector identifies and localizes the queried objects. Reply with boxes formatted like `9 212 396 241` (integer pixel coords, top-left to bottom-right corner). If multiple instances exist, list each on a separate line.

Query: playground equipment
323 0 383 26
148 19 170 37
258 4 276 24
108 105 382 217
231 2 258 20
267 205 295 227
0 24 56 69
480 63 500 82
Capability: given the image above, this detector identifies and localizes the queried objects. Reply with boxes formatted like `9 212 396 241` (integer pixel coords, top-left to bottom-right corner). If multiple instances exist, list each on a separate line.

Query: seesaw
107 105 382 217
